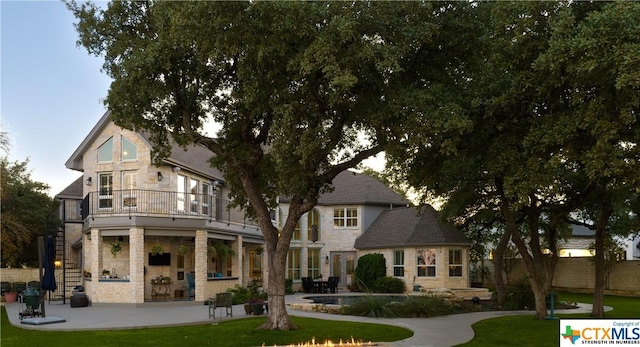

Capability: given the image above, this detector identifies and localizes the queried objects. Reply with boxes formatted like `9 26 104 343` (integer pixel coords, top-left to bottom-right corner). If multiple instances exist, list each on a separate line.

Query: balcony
81 189 257 227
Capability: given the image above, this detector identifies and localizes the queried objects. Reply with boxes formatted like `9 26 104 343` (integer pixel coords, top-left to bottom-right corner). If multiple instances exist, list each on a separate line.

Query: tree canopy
66 0 477 329
1 158 60 267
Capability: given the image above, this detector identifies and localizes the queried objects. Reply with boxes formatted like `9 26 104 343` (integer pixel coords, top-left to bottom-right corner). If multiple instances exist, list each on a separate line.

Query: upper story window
97 138 113 163
333 207 358 228
307 209 320 242
121 137 137 161
292 221 301 240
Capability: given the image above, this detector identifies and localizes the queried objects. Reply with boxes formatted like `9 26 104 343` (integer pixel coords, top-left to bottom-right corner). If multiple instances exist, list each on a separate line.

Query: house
355 205 472 291
56 111 472 303
60 111 264 304
559 225 640 260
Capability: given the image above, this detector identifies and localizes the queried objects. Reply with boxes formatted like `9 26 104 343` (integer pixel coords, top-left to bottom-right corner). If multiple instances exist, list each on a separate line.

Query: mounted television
148 253 171 266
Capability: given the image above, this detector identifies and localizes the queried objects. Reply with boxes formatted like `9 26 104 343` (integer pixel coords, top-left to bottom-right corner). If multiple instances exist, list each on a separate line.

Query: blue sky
2 1 111 196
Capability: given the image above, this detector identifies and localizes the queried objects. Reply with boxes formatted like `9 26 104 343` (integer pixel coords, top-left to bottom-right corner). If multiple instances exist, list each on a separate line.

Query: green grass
0 307 412 347
457 292 640 347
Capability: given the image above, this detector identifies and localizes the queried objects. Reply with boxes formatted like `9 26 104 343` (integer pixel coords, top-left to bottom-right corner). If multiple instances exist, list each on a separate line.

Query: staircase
50 233 83 300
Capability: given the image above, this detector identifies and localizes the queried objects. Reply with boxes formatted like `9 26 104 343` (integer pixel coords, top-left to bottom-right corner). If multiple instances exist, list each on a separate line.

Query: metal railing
81 189 257 227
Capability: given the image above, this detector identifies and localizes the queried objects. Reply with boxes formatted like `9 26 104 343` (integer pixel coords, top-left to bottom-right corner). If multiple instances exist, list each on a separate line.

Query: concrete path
2 294 606 347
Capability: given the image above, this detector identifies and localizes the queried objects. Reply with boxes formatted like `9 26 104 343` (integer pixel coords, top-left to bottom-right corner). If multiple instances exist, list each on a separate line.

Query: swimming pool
305 295 407 305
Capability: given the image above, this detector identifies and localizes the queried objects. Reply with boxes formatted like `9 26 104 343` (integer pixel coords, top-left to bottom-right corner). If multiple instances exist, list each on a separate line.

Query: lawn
457 292 640 347
0 307 412 347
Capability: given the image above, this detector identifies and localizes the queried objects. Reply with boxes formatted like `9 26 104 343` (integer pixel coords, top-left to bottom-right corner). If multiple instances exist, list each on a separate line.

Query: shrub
354 253 386 290
372 276 405 293
399 295 455 317
340 295 402 318
504 279 535 310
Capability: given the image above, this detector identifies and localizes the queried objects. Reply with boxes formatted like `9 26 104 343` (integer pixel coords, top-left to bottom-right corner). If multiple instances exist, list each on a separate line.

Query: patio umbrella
42 235 57 293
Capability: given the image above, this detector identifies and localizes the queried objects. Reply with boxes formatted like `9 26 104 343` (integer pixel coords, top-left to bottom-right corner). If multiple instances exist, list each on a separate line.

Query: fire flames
263 337 374 347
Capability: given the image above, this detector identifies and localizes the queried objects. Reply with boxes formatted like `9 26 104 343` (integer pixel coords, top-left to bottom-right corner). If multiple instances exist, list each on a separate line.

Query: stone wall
482 258 640 296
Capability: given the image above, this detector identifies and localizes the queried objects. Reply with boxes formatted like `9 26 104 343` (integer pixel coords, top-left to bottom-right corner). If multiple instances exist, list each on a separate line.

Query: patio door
330 251 355 288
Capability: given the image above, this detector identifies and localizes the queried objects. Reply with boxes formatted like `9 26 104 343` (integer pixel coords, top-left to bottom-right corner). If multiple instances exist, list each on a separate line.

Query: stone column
194 229 207 301
90 228 101 302
129 227 145 303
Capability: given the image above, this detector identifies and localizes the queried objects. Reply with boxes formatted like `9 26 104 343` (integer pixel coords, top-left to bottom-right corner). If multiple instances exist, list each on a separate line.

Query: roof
315 171 409 206
55 176 84 199
65 110 224 181
354 205 471 249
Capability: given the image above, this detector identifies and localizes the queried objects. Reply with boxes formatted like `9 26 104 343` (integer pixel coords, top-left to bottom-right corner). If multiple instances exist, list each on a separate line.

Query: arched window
307 209 320 242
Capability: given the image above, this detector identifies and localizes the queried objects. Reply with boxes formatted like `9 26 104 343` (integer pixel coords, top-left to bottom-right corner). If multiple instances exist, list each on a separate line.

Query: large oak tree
66 1 473 329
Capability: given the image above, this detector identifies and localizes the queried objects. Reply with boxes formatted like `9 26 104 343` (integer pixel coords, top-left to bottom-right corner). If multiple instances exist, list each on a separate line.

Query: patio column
90 228 101 302
194 229 207 301
129 227 144 303
234 236 243 286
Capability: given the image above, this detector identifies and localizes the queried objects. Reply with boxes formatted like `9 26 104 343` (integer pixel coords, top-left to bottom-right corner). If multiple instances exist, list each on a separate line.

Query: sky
1 1 384 198
2 1 112 196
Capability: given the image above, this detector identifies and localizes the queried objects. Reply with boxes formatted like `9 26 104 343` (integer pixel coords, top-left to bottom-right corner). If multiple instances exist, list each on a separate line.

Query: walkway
3 294 604 347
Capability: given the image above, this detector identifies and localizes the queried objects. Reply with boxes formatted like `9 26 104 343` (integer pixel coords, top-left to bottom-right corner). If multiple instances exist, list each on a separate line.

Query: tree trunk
492 229 511 305
591 205 612 317
261 256 296 330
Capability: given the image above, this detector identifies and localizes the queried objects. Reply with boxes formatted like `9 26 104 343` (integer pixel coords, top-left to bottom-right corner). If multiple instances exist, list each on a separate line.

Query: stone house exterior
61 111 264 304
355 205 472 291
56 111 472 304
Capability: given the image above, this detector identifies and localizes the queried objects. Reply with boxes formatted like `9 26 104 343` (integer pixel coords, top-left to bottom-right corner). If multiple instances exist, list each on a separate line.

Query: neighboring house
355 205 472 291
560 225 640 260
61 111 264 304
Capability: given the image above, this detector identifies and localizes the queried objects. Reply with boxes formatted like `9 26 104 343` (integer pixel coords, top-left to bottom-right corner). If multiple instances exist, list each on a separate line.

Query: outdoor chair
301 277 314 293
27 281 41 291
186 272 195 299
1 282 11 295
327 276 339 294
212 292 232 319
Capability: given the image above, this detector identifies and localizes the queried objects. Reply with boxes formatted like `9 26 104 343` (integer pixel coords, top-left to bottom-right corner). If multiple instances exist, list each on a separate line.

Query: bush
504 279 535 310
399 295 455 317
354 253 386 290
340 295 403 318
372 276 405 293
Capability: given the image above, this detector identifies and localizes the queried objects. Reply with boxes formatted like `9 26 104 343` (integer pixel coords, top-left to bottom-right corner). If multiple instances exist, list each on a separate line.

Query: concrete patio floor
2 293 605 347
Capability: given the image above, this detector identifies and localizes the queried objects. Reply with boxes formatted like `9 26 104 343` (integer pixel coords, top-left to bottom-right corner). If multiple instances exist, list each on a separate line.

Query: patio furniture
301 277 314 293
12 282 27 302
1 282 11 295
186 272 195 299
327 276 339 294
209 292 232 319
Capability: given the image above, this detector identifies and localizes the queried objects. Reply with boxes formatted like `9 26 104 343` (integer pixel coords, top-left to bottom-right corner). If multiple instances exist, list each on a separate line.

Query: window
292 221 301 240
333 207 358 227
122 171 137 207
393 250 405 277
121 137 137 161
417 249 436 277
448 249 463 277
177 175 187 212
249 250 262 281
190 178 198 213
97 138 113 162
98 173 113 208
287 249 301 280
202 183 211 216
307 209 320 242
307 249 321 279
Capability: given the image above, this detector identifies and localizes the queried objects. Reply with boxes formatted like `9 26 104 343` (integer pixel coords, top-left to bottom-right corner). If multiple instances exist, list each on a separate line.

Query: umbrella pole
38 236 46 318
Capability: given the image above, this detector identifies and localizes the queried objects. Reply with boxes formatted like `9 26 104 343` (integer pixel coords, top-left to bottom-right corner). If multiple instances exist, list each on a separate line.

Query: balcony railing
81 189 257 227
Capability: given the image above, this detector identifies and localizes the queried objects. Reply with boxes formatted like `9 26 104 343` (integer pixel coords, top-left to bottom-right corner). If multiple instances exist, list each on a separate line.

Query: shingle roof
139 132 225 181
354 205 471 249
55 176 84 199
315 171 409 206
